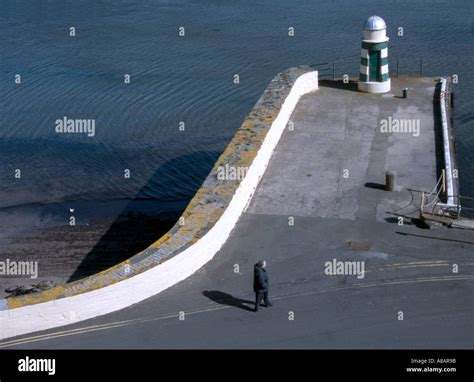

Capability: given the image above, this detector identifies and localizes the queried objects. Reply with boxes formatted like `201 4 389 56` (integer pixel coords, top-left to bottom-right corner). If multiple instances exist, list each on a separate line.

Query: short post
386 170 397 192
402 88 408 99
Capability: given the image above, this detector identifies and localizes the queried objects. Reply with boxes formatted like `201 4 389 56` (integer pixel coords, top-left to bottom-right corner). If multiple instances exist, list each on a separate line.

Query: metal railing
429 195 474 220
310 55 426 80
421 189 474 221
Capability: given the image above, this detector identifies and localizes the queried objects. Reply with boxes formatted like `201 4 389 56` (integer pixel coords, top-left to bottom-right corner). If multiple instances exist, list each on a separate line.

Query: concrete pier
252 77 442 223
1 70 472 348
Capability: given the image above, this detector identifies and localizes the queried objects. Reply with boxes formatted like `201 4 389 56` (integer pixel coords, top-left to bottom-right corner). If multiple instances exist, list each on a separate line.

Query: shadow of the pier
68 151 219 282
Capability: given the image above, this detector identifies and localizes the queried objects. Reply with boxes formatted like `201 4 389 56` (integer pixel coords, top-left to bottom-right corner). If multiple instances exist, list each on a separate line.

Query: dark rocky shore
0 199 182 299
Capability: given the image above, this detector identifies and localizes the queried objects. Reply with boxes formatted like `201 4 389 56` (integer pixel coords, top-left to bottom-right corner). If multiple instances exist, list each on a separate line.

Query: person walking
253 260 272 312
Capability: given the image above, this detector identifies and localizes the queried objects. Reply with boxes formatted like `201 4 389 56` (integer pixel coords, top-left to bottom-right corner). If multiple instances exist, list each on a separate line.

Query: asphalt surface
1 79 473 349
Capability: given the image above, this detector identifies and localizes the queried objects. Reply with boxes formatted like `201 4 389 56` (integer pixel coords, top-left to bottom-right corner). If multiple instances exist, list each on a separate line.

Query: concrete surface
250 78 440 223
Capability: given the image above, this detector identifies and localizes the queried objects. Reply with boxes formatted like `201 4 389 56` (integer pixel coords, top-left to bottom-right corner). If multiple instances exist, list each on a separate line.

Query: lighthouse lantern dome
363 15 388 41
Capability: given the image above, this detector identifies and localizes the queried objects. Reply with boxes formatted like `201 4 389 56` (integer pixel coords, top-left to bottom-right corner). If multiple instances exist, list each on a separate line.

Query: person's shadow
202 290 255 312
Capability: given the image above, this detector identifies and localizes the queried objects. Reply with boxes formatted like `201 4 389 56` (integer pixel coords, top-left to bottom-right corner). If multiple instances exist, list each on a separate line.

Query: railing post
442 169 446 195
457 196 461 219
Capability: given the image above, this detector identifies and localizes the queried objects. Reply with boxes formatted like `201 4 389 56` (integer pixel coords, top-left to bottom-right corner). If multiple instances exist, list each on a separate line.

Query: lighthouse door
369 50 380 81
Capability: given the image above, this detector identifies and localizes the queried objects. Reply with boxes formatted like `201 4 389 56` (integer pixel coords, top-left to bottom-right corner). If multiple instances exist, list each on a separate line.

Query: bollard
402 88 408 99
386 170 397 192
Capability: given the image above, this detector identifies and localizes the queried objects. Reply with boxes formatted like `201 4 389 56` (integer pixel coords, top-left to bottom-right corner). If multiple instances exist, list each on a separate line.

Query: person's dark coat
253 263 269 293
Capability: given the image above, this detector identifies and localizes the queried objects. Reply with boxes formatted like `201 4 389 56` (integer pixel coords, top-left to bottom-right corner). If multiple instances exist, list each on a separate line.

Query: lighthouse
358 16 391 93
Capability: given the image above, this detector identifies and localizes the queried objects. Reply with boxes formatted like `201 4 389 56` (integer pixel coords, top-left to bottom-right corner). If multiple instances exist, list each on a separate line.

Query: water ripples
0 0 473 208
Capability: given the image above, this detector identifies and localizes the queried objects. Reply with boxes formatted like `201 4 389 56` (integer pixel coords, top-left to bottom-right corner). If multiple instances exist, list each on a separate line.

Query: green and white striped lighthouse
358 16 391 93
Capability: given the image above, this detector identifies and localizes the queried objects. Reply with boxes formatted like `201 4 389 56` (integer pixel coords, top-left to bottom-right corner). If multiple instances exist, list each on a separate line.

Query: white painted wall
363 30 387 42
439 78 455 206
358 79 391 93
0 70 319 341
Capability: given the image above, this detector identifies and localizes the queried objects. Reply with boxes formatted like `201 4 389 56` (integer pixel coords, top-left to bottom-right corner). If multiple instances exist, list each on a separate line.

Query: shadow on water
202 290 255 312
68 151 219 282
